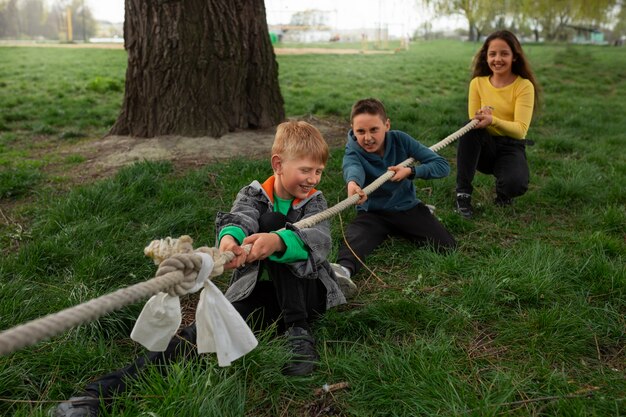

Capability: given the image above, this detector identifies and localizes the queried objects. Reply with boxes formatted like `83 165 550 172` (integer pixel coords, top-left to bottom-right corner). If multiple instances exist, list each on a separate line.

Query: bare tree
19 0 45 38
0 0 20 38
110 0 285 138
422 0 619 41
422 0 502 41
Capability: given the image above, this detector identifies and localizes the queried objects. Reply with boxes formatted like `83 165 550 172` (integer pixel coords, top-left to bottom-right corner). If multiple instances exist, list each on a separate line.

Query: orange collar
261 176 317 207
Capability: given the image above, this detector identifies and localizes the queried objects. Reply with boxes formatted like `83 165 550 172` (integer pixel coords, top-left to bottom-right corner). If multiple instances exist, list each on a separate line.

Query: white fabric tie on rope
196 279 258 366
130 293 182 351
131 252 257 366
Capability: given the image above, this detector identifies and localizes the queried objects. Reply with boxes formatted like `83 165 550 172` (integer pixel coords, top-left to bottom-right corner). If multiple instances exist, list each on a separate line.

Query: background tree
69 0 96 41
110 0 284 138
515 0 546 41
422 0 619 41
423 0 504 41
0 0 96 40
512 0 618 41
611 1 626 42
19 0 45 38
0 0 20 38
575 0 619 28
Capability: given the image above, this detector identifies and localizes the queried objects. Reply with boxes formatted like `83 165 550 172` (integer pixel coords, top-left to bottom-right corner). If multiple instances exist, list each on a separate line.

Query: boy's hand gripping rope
0 120 477 356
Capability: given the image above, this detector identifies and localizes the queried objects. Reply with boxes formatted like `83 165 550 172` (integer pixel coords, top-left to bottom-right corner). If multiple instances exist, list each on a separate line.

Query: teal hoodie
343 129 450 212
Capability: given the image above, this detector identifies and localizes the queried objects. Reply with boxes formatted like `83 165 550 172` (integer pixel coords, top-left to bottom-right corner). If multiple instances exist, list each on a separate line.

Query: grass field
0 40 625 416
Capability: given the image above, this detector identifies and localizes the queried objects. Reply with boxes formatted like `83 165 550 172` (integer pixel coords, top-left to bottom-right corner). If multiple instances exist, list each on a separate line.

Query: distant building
566 25 606 44
93 20 123 39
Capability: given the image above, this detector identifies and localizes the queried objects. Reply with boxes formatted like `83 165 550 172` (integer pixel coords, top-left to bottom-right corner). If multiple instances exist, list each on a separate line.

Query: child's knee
499 177 528 197
437 235 457 253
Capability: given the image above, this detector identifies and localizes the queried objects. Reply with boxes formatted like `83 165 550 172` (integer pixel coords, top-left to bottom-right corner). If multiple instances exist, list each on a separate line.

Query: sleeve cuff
268 230 308 263
218 226 246 245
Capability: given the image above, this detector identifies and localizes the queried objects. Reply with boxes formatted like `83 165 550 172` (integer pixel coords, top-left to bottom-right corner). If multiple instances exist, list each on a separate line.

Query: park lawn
0 41 624 416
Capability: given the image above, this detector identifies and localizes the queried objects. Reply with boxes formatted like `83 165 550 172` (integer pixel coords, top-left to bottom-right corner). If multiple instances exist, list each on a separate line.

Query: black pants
455 127 529 198
336 203 456 275
84 211 326 400
247 211 326 331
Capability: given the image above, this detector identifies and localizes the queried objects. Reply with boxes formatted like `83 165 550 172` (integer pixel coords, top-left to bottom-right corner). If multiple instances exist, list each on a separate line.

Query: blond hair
272 120 329 164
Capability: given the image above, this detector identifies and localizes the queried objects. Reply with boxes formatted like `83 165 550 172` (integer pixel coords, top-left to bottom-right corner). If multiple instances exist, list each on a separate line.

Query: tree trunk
110 0 285 138
469 22 477 41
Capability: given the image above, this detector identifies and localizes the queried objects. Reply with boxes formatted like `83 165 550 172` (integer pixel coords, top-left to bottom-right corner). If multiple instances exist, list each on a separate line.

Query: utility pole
66 7 73 42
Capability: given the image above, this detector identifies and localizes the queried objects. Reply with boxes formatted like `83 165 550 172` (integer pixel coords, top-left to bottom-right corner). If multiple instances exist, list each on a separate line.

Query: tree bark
469 22 477 42
110 0 285 138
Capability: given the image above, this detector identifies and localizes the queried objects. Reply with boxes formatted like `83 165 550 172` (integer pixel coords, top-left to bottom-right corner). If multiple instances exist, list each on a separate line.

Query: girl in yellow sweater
455 30 540 219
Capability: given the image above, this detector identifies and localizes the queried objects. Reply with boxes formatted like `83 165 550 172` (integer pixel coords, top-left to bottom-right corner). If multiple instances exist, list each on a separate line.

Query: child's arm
347 181 367 204
242 233 286 263
342 146 368 203
403 133 450 180
468 77 482 119
342 147 366 190
387 165 413 182
215 184 264 268
218 234 247 270
489 81 534 139
413 148 450 180
473 106 494 129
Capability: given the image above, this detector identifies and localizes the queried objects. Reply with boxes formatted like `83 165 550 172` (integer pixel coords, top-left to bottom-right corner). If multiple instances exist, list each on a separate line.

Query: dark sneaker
494 194 513 207
455 194 473 219
51 395 99 417
330 263 357 298
282 326 319 376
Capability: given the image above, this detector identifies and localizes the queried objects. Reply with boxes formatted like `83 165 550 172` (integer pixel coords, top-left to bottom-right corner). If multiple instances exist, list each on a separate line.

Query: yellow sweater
468 76 535 139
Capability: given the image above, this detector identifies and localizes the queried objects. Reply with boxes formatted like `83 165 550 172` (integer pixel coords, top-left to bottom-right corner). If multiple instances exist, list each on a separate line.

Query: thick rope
0 120 476 356
0 251 234 356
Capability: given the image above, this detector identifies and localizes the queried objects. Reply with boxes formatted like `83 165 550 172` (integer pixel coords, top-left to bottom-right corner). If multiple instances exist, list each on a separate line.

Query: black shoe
282 326 318 376
52 395 99 417
494 194 513 207
455 194 473 218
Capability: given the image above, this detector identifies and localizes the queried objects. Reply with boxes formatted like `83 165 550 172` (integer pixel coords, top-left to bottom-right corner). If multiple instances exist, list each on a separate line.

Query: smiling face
487 38 515 77
351 112 390 156
272 155 325 200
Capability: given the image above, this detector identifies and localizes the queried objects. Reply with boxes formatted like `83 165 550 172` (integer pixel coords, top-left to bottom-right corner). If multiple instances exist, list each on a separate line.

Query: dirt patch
0 116 348 250
54 115 349 183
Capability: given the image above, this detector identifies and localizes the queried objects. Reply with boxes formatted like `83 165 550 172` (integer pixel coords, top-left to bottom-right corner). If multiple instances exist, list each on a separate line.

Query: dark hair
350 98 388 123
471 30 540 108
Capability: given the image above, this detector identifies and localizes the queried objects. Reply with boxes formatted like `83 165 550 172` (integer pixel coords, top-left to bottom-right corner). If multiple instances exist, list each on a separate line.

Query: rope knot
156 253 203 297
144 235 194 265
145 236 229 296
195 246 226 278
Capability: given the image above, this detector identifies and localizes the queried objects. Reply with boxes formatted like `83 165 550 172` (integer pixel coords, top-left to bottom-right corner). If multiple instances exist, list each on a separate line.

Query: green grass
0 41 625 416
0 47 126 195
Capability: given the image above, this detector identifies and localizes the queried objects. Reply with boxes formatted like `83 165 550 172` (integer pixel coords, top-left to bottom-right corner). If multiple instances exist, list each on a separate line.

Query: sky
87 0 465 36
88 0 124 23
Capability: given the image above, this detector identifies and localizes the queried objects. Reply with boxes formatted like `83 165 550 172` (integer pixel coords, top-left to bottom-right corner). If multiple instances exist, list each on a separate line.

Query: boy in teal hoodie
331 98 456 290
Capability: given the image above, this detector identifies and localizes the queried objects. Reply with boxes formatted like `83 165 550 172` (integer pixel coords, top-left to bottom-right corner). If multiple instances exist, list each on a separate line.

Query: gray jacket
215 179 346 309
